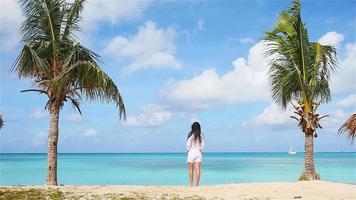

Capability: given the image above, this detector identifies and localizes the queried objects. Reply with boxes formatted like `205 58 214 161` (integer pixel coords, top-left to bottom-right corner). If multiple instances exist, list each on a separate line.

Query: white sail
288 147 296 154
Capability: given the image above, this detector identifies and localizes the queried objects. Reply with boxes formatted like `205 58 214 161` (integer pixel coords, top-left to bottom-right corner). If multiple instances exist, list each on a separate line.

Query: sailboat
288 147 297 154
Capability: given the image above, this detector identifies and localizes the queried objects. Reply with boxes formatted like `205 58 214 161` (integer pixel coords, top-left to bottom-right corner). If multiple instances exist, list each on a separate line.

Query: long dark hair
187 121 202 143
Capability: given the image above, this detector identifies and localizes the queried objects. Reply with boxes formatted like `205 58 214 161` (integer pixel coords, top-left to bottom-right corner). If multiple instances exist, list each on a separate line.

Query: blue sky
0 0 355 153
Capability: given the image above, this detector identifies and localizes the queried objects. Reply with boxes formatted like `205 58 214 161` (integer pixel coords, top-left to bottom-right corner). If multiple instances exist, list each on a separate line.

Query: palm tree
12 0 126 185
264 0 337 180
338 114 356 144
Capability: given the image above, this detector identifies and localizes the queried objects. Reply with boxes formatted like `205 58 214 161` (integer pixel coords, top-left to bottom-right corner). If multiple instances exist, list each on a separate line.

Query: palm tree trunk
47 104 60 185
301 131 319 180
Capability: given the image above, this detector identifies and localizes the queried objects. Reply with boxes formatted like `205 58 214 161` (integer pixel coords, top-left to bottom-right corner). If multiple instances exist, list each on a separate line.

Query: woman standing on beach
186 122 205 186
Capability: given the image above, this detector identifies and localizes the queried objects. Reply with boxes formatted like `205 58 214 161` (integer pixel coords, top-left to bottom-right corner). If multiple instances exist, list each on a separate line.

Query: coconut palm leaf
53 60 126 118
338 114 356 144
12 44 49 79
62 0 85 40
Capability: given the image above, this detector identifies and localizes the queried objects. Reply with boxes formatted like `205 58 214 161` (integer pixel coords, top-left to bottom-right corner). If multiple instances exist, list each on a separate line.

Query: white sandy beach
2 181 355 200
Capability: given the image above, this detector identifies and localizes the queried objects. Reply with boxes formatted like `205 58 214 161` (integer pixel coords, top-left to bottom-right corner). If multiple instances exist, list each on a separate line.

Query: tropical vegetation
264 0 338 180
338 114 356 144
12 0 126 185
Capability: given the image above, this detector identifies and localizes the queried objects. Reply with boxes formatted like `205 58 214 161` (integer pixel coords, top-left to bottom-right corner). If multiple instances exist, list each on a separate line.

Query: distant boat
288 147 297 154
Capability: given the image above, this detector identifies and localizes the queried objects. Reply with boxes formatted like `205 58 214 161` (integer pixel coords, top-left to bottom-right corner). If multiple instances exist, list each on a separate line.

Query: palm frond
65 96 82 115
338 114 356 144
308 42 337 103
62 43 100 70
62 0 85 40
21 89 49 97
53 61 126 119
12 44 49 79
20 0 64 43
16 0 125 120
264 0 337 113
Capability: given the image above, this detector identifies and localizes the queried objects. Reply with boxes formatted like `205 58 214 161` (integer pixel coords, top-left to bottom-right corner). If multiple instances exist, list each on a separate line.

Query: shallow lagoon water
0 152 355 185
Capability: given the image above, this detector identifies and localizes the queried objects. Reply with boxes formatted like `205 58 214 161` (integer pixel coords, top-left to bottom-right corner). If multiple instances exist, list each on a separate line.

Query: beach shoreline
1 181 355 200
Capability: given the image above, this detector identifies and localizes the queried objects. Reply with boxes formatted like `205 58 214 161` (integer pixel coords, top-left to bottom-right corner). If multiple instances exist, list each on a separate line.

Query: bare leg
188 162 194 186
195 162 201 186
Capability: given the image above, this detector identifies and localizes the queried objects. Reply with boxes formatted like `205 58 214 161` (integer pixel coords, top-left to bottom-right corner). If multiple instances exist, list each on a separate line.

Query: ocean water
0 152 355 185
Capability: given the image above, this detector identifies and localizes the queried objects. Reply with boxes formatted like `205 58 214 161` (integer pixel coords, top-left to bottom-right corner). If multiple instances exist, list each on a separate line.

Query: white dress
186 134 205 163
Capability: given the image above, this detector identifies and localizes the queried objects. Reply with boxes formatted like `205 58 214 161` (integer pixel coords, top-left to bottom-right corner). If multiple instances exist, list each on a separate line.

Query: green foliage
12 0 125 118
0 188 64 200
0 188 206 200
264 0 337 111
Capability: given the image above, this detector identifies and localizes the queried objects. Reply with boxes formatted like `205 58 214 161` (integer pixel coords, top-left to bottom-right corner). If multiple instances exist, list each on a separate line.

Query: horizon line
0 151 355 154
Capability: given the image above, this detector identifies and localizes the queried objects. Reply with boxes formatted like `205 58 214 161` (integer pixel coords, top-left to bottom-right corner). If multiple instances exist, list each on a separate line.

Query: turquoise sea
0 152 355 185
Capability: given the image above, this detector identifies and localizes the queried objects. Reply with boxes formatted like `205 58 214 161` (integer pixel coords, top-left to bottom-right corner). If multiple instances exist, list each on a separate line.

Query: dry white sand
2 181 356 200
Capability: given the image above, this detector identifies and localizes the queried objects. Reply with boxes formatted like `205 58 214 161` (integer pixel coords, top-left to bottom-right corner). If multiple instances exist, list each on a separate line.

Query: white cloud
82 0 149 30
64 114 83 122
323 109 351 129
159 32 353 111
0 0 149 50
105 21 180 74
243 102 350 131
123 104 172 127
337 94 356 107
32 131 47 147
159 41 270 110
84 128 96 137
243 103 294 129
318 31 344 49
316 32 355 95
241 103 297 130
196 19 205 31
331 43 356 94
30 109 48 120
0 0 24 51
238 37 255 44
